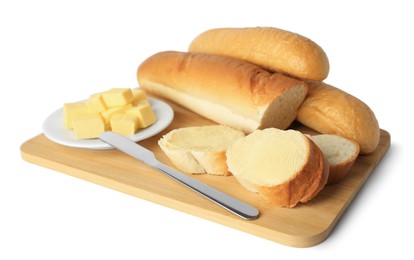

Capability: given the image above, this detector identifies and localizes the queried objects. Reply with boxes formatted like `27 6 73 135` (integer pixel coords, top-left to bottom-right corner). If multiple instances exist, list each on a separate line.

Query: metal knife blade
99 132 259 220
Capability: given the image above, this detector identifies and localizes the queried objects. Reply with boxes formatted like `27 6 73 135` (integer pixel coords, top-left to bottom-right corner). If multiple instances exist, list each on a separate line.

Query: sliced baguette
226 128 328 207
309 134 360 185
158 125 245 176
137 51 307 133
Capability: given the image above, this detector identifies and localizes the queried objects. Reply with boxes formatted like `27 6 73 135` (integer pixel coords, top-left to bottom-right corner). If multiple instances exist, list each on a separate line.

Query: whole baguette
137 51 308 133
189 27 329 81
297 82 380 154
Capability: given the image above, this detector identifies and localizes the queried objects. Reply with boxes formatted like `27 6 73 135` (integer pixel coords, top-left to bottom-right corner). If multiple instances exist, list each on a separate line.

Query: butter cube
134 99 150 107
110 114 139 136
101 88 133 107
100 104 132 125
72 114 106 139
87 93 107 113
131 88 148 106
64 102 94 129
126 102 156 128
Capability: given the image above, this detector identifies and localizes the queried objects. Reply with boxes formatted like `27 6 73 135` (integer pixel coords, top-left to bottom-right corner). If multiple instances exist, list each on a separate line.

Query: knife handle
155 162 259 220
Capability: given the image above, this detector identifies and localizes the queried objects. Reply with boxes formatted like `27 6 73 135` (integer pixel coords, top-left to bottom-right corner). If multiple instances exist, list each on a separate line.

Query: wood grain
20 100 390 247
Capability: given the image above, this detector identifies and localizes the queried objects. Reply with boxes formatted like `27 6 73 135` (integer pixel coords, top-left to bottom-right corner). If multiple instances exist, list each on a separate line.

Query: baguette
226 128 328 207
158 125 244 176
188 27 329 81
297 82 380 154
137 51 307 133
309 134 360 185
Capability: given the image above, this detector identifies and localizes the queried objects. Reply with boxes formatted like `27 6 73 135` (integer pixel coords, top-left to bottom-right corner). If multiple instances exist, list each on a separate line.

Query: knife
99 132 259 220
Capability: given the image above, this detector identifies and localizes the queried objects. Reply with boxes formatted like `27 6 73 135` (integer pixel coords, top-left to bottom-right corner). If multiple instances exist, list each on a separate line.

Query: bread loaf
226 128 328 207
309 134 360 185
188 27 329 81
158 125 244 176
137 51 307 133
297 82 380 154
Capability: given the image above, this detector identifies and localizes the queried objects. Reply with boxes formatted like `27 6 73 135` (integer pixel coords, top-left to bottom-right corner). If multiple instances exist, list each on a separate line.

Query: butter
72 114 106 139
126 102 156 128
87 93 107 113
102 88 133 107
134 99 150 106
131 88 147 105
100 104 132 125
64 87 156 139
110 114 139 136
64 102 94 129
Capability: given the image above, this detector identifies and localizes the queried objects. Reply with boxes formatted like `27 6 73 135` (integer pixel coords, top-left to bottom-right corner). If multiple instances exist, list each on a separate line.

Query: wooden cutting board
20 99 390 247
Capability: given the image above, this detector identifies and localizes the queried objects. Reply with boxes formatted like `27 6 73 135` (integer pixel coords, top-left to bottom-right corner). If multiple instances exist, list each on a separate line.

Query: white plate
42 98 174 150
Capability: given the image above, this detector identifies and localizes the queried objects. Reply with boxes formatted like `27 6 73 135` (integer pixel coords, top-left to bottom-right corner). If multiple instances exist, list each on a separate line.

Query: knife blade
99 132 259 220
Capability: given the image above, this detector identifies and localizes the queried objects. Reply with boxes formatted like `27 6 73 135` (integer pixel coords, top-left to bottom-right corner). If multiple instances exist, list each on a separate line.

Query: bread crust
310 134 360 185
138 51 307 133
191 150 230 176
297 82 380 154
256 137 328 207
189 27 329 81
328 162 354 185
226 129 328 208
158 125 245 176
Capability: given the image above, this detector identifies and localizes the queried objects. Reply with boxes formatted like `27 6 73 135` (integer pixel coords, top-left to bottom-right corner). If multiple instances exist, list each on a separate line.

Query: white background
1 0 411 259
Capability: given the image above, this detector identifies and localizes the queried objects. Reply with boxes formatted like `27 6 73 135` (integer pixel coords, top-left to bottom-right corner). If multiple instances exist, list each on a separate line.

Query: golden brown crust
189 27 329 81
309 134 360 185
328 142 359 185
328 162 354 185
297 82 380 154
299 141 329 203
138 51 307 132
256 137 328 207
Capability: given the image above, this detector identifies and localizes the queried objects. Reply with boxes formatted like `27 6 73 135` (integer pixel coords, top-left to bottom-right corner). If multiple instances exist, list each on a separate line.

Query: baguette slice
158 125 245 176
189 27 329 81
297 82 380 154
137 51 307 133
309 134 360 185
226 128 328 207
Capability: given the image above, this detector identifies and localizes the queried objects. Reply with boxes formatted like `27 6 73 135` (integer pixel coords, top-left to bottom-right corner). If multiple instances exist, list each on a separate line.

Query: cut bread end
226 128 328 207
259 82 308 130
309 134 360 185
158 125 245 176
